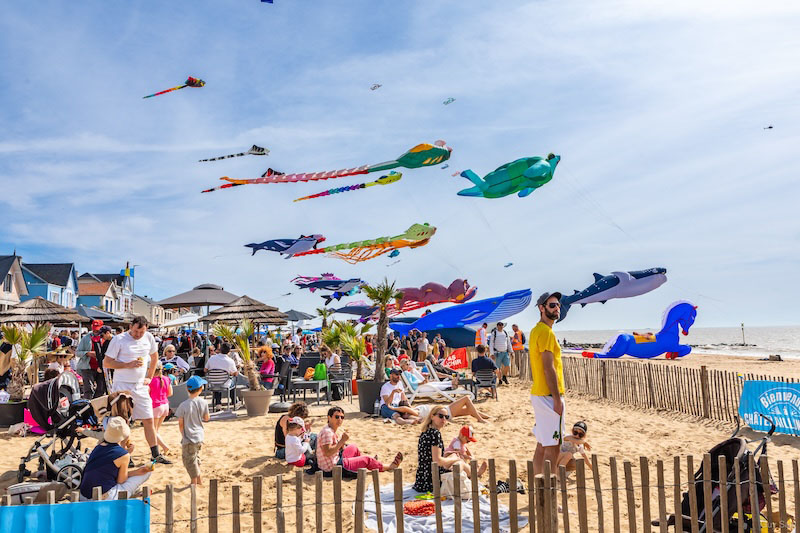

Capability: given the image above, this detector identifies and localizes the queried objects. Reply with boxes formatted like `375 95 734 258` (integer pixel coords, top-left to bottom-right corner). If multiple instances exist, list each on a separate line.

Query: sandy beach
2 352 798 531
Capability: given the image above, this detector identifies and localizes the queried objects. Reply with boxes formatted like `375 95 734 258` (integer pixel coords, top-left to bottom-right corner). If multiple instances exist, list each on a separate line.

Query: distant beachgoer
149 362 173 455
530 291 565 476
176 376 210 485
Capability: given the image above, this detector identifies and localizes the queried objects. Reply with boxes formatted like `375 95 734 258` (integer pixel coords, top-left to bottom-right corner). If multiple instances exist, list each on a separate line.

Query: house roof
23 263 75 287
134 294 157 305
0 255 19 280
78 281 114 297
79 273 125 285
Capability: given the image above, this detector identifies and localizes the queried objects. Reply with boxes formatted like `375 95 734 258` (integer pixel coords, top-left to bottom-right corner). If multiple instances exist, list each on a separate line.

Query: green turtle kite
456 153 560 199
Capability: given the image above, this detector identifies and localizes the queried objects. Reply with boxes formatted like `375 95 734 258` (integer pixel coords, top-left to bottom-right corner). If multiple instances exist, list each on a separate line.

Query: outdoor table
291 378 330 405
459 377 477 397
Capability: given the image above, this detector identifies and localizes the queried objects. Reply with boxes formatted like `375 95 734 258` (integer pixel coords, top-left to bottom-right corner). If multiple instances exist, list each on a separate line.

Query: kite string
558 165 635 241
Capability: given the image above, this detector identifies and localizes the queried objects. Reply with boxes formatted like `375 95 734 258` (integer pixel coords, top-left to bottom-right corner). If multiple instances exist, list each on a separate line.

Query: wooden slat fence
5 457 796 533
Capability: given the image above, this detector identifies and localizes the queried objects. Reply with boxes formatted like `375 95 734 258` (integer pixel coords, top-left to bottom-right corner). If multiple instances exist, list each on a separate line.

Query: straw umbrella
0 297 90 325
199 295 288 326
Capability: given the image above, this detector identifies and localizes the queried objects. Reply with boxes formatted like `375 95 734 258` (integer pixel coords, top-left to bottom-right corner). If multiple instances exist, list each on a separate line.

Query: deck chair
400 371 473 404
168 382 189 412
473 369 498 401
205 368 237 412
328 363 353 403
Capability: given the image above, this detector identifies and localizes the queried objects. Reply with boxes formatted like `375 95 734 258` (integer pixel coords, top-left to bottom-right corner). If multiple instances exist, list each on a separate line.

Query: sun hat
459 425 477 442
536 291 563 306
104 416 131 444
186 375 207 391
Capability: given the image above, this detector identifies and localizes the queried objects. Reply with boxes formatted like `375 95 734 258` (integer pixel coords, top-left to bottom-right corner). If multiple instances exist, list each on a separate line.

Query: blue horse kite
582 301 697 360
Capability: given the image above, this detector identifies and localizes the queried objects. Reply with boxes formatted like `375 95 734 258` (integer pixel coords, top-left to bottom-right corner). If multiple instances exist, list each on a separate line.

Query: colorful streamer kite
143 77 205 99
199 145 269 162
292 223 436 264
293 172 401 202
200 140 451 193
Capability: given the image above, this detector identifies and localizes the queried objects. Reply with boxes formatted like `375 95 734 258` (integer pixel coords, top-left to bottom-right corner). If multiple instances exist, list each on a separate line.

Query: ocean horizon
556 325 800 359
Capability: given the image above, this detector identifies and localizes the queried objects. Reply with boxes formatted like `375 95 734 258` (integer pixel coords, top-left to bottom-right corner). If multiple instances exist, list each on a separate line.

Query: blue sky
2 1 799 329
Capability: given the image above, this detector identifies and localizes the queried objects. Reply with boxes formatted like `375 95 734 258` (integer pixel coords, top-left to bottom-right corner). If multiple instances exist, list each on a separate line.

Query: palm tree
363 279 402 382
316 307 334 330
212 320 262 391
1 323 50 401
340 330 367 380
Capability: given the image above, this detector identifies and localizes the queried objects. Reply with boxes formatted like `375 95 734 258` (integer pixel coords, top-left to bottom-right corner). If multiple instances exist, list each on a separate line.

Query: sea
556 325 800 360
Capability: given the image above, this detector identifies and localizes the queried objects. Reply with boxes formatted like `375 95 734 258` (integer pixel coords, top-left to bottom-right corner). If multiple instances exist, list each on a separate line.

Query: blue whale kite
582 301 697 359
245 235 325 258
558 268 667 322
389 289 532 336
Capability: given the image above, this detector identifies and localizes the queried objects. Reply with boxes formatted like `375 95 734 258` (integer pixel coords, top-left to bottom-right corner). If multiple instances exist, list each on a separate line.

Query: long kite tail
293 171 401 202
201 165 372 193
199 145 268 162
143 84 188 99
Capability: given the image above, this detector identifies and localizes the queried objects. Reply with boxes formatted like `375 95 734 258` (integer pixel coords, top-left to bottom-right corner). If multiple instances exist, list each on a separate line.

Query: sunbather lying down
387 396 490 424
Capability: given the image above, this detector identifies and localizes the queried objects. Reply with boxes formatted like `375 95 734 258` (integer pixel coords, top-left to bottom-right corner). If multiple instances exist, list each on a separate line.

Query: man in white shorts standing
528 291 564 476
103 315 172 464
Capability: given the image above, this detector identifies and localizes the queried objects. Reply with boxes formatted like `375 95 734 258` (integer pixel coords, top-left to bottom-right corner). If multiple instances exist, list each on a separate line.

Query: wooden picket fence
562 356 798 424
7 454 795 533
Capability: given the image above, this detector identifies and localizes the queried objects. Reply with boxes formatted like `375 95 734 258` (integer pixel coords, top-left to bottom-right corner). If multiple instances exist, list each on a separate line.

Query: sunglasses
435 413 451 420
572 430 585 438
333 415 345 420
546 302 560 309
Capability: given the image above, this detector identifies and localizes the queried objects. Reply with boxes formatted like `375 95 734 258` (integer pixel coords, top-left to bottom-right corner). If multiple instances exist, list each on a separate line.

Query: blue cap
186 376 207 391
163 363 175 370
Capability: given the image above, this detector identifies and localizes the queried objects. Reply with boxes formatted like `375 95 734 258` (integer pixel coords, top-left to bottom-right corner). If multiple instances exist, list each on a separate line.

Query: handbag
440 469 472 501
303 367 316 380
312 363 328 381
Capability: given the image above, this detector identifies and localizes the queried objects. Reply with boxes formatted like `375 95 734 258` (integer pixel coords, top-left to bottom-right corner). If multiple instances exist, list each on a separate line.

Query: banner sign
738 380 800 436
0 498 150 533
442 347 469 370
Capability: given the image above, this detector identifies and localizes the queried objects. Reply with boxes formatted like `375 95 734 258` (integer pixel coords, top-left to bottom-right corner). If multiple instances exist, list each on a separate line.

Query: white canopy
161 313 201 328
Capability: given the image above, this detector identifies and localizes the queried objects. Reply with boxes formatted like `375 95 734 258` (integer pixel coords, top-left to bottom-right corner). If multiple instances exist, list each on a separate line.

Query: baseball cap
104 416 131 444
163 363 176 370
496 322 504 327
573 421 588 433
289 416 305 426
91 320 104 329
389 368 402 375
459 425 477 442
186 375 207 391
536 291 563 306
98 325 113 335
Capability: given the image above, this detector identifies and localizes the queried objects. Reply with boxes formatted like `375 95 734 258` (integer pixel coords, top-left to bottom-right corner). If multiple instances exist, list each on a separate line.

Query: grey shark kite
245 234 326 258
558 268 667 322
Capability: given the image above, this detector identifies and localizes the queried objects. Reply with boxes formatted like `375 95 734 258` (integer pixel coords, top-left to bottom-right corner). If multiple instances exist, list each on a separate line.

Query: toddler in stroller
655 415 779 532
17 375 101 490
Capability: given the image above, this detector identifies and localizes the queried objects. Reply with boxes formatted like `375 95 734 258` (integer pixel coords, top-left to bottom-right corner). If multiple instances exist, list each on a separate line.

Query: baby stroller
17 376 99 490
655 414 778 532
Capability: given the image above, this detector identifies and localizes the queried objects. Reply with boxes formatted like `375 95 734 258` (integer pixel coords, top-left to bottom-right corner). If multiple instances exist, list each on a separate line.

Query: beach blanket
362 483 528 533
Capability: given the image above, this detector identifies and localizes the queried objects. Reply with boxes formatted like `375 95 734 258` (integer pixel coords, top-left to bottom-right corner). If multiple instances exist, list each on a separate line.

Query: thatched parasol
200 295 288 325
0 297 89 325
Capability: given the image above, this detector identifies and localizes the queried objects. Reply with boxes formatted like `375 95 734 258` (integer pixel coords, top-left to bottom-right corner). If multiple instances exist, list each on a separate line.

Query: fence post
354 468 367 533
232 485 241 533
703 454 713 532
748 455 760 532
656 460 667 533
601 360 607 399
623 461 636 533
433 463 444 533
165 483 174 533
527 461 536 533
190 484 198 533
672 458 681 533
296 471 304 533
93 486 102 500
334 467 343 533
640 456 651 533
543 461 557 532
687 456 699 533
534 475 545 533
508 460 517 533
472 459 482 532
610 456 621 533
759 456 774 529
453 463 463 533
488 458 500 533
253 475 263 533
700 365 711 419
591 455 604 533
718 456 729 533
1 495 9 506
777 461 787 533
371 469 384 533
46 490 55 504
559 465 570 533
209 479 218 533
315 471 323 533
576 459 589 533
277 475 286 533
394 469 405 533
734 459 744 533
646 364 655 409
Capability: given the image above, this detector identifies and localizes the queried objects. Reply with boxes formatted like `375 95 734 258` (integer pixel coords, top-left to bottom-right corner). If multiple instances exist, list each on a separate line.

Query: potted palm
316 307 334 330
213 320 272 417
0 323 49 426
358 279 402 413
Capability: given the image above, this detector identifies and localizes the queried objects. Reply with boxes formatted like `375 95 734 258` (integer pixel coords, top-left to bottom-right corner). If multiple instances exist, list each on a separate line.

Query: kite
443 97 456 105
291 223 436 264
388 250 400 258
764 125 774 130
292 275 365 303
293 172 401 202
558 268 667 322
245 234 325 258
200 140 452 193
387 260 401 267
370 84 382 90
389 289 532 336
504 263 513 268
451 171 461 177
441 164 449 169
582 301 697 359
199 145 269 162
396 280 477 309
291 273 341 289
457 153 560 199
143 76 205 99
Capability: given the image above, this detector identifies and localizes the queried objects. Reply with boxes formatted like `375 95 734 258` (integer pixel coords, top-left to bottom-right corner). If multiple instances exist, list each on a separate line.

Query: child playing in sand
557 421 593 473
444 425 488 475
284 416 312 467
176 376 210 485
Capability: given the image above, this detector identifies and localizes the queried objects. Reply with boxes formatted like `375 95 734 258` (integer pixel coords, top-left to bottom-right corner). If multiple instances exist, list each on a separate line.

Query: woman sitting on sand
274 402 317 460
412 405 470 493
316 406 403 474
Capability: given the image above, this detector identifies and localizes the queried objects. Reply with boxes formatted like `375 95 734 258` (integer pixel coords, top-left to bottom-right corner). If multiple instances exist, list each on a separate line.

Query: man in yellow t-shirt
528 291 565 476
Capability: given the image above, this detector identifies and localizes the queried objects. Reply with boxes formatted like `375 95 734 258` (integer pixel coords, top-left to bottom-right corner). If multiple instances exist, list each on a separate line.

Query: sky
1 0 799 330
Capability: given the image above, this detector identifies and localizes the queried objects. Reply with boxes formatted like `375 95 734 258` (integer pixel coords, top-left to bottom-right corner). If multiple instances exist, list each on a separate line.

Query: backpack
520 332 526 345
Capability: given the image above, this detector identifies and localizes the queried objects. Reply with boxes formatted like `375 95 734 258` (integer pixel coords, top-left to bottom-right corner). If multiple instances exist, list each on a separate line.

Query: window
49 292 59 303
3 274 11 293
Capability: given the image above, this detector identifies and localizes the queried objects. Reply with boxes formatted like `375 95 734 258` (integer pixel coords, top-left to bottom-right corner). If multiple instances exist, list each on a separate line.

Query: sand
2 354 798 531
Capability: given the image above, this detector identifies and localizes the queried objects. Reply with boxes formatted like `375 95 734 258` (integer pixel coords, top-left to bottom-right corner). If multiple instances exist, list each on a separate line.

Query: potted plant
0 323 49 426
213 320 272 417
358 279 402 413
316 307 334 330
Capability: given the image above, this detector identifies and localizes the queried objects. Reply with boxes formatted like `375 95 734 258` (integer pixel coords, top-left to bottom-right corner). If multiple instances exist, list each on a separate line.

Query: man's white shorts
112 380 154 420
530 394 566 447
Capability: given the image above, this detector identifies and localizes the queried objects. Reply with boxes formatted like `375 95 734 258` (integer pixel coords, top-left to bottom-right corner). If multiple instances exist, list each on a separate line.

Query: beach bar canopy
157 283 239 309
283 309 315 322
0 297 89 325
200 295 288 325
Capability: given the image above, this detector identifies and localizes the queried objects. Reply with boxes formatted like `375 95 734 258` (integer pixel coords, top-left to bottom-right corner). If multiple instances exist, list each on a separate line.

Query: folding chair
473 369 498 401
205 368 236 412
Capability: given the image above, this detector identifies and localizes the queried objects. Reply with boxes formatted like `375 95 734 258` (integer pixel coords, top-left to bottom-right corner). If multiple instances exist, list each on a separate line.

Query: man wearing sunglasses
529 291 565 476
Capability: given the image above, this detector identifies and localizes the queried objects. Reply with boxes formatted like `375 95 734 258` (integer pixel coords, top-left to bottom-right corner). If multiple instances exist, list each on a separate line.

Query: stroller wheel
56 464 83 490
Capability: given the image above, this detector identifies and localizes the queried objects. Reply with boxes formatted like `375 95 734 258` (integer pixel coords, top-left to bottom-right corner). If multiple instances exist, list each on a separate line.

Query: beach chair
328 363 353 403
168 382 189 413
205 368 237 412
473 369 498 401
400 371 473 404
